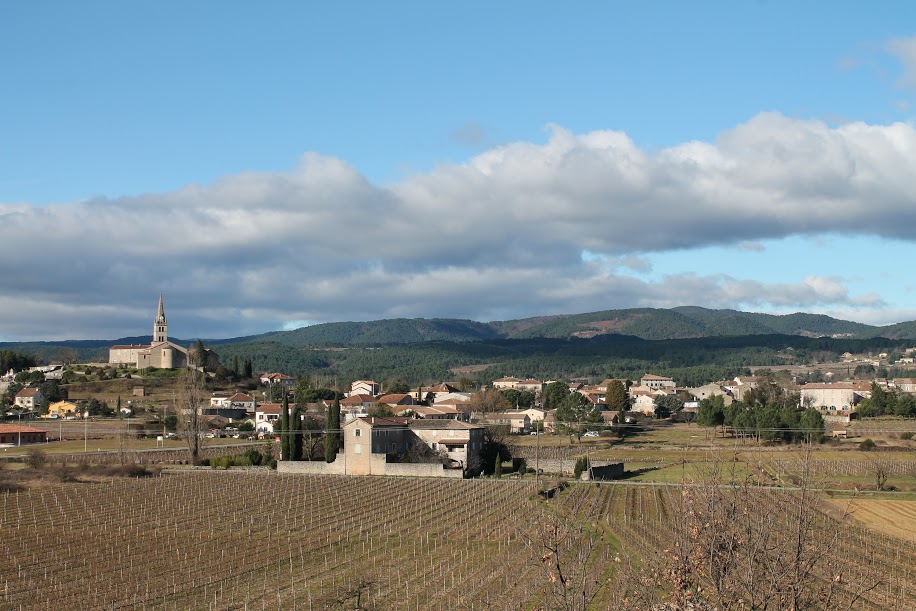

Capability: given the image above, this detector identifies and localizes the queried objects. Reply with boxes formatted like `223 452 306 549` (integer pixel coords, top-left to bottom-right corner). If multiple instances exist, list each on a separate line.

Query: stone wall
277 458 464 478
278 459 346 475
527 458 625 477
384 463 463 478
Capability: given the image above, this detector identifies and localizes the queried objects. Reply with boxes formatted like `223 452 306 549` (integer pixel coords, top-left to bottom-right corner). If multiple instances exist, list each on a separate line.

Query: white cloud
888 36 916 89
2 112 916 339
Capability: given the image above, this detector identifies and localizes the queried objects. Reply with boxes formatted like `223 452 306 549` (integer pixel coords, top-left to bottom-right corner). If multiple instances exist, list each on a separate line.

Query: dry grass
822 498 916 541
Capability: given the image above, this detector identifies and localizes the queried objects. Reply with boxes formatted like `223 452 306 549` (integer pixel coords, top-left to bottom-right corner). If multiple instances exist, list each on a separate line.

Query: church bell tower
153 294 168 344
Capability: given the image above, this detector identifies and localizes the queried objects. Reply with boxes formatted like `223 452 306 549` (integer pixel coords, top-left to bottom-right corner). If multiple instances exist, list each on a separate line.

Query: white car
582 431 600 438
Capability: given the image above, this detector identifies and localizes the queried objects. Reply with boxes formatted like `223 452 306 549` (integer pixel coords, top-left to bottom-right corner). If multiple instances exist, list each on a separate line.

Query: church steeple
153 294 168 344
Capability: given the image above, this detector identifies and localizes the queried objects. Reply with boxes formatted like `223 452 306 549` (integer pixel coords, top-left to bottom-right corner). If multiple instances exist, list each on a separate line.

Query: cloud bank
2 112 916 340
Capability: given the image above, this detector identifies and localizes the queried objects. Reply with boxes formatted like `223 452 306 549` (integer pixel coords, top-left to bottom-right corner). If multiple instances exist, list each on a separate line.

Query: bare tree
651 449 884 610
527 511 600 611
175 368 208 464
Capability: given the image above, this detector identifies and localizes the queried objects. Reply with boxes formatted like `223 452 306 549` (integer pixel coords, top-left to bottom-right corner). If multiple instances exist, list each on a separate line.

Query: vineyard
1 472 914 610
1 473 555 610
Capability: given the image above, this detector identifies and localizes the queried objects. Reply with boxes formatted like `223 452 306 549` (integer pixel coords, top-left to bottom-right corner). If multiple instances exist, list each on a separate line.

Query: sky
3 1 916 341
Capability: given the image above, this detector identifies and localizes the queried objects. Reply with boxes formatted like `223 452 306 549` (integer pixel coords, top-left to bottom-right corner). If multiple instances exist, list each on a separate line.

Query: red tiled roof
0 424 46 434
377 393 412 404
15 388 39 397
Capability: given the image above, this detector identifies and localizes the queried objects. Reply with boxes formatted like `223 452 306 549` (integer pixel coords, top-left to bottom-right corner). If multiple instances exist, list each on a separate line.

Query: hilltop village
2 297 914 476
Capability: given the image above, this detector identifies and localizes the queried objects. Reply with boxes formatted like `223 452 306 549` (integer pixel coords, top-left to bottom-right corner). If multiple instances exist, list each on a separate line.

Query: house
641 374 676 390
431 399 472 421
255 403 285 433
894 378 916 393
800 383 863 413
687 383 733 402
259 373 295 387
516 379 544 394
630 394 657 415
600 411 620 427
339 394 375 421
421 383 462 403
14 388 44 410
492 377 523 390
408 420 486 468
210 392 255 410
376 393 414 407
475 412 530 434
350 380 380 396
342 417 413 475
0 424 47 445
47 401 79 418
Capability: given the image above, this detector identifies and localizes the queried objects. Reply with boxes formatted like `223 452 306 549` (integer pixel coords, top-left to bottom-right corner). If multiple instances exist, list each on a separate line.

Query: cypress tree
231 355 239 375
291 402 303 461
325 396 341 462
243 357 253 379
280 393 290 461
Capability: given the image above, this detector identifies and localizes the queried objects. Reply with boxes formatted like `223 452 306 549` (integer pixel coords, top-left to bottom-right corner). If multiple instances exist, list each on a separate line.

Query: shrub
900 432 913 441
26 447 47 470
859 438 877 451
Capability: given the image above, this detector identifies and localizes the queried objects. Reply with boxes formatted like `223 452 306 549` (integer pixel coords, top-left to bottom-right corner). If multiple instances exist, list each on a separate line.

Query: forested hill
0 307 907 361
254 318 503 346
252 306 880 347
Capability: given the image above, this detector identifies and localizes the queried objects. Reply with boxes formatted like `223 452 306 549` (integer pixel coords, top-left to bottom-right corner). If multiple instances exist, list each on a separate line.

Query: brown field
823 498 916 541
1 472 914 610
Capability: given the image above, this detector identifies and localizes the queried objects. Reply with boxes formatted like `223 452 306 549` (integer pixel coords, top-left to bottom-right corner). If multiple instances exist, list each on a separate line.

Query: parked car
583 431 600 438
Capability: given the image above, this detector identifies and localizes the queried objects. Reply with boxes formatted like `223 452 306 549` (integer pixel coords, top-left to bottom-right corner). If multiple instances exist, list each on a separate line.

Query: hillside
255 318 502 346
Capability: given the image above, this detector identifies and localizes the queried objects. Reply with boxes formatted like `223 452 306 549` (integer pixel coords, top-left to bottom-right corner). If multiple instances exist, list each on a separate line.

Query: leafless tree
175 367 208 463
527 511 600 611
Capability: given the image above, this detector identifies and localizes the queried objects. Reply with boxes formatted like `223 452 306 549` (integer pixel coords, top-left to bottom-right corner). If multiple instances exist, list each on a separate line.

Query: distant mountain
256 318 503 347
3 307 914 360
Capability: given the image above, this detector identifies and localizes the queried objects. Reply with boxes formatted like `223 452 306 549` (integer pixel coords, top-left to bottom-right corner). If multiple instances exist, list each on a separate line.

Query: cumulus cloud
1 112 914 340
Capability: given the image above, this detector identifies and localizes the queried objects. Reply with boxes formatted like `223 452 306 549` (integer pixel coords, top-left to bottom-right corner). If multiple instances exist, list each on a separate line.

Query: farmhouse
800 383 864 412
47 401 79 418
349 380 380 396
641 374 675 390
0 424 47 445
14 388 44 410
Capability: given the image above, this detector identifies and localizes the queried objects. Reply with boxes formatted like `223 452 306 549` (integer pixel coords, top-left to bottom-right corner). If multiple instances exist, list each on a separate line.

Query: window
354 429 362 437
354 444 361 454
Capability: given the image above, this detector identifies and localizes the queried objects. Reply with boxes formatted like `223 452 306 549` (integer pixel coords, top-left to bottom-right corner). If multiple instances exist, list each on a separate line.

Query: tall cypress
280 393 290 461
291 402 303 461
325 396 341 462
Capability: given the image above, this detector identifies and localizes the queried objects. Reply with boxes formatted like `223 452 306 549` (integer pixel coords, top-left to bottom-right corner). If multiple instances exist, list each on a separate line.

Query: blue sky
2 2 916 340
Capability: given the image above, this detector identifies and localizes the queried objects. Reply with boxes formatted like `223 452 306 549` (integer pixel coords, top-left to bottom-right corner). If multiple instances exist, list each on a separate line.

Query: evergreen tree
279 394 290 461
291 402 303 461
325 396 341 462
542 381 569 410
231 355 239 375
605 380 629 411
243 357 253 379
195 339 206 370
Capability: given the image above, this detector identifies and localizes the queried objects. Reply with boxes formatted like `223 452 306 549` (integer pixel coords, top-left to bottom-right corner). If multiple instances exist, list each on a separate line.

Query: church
108 295 192 369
